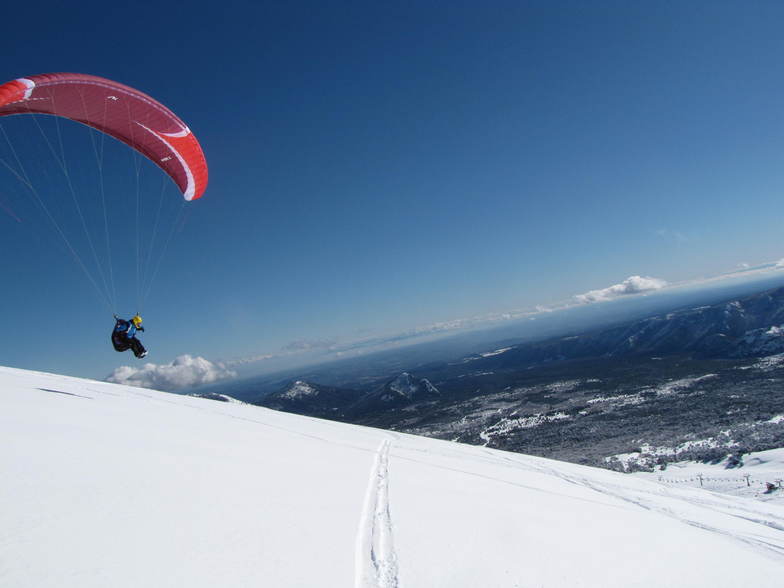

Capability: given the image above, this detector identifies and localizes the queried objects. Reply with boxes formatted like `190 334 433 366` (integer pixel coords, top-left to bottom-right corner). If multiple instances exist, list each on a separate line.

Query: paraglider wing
0 73 207 200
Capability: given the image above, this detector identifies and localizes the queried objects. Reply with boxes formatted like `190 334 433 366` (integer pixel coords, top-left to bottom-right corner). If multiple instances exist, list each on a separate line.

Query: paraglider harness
111 316 147 359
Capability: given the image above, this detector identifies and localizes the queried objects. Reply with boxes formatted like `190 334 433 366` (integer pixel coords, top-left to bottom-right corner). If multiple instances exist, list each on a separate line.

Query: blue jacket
114 319 139 339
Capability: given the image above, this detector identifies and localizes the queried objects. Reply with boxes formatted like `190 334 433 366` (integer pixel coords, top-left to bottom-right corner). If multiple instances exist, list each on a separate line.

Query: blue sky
3 1 784 381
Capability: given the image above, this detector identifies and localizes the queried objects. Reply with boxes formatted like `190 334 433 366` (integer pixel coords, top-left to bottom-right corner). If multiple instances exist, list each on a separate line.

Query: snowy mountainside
283 380 319 398
386 372 439 400
2 365 784 587
257 372 442 421
631 447 784 503
261 380 363 418
190 391 245 403
476 286 784 363
237 286 784 471
339 372 441 417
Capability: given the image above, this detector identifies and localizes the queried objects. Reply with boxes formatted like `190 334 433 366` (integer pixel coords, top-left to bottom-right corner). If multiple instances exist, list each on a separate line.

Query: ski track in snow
356 438 400 588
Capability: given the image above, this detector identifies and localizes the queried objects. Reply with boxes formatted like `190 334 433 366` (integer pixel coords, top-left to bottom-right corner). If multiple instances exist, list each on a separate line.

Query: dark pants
111 333 146 358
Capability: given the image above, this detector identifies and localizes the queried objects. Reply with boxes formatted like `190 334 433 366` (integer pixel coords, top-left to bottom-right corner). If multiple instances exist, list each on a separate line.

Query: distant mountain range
246 285 784 470
260 380 361 419
258 286 784 417
258 372 439 420
454 286 784 370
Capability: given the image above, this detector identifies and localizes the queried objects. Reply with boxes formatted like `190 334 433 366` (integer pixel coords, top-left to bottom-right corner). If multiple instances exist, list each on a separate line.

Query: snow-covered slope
2 365 784 587
632 448 784 503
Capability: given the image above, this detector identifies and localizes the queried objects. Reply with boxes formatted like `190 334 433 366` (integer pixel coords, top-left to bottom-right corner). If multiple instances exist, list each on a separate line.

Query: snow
2 365 784 586
389 372 418 397
587 393 645 407
388 373 438 398
190 392 245 403
738 353 784 371
281 380 319 399
543 379 582 393
480 347 512 358
585 376 714 413
654 374 717 397
480 411 572 444
607 436 740 471
633 448 784 504
456 346 512 364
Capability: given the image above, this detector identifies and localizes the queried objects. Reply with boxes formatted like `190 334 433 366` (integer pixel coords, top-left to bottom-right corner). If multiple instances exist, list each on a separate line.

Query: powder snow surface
2 365 784 587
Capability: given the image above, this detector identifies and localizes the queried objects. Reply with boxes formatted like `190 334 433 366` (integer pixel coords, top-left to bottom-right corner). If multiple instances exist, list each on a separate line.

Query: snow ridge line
355 439 400 588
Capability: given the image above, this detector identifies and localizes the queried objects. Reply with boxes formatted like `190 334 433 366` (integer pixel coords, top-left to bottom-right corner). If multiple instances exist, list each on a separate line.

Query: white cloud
655 228 688 244
575 275 668 304
224 353 280 366
106 355 237 391
282 339 337 352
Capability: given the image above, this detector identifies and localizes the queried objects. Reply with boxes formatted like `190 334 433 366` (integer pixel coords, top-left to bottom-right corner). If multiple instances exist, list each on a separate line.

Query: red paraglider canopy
0 73 207 200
